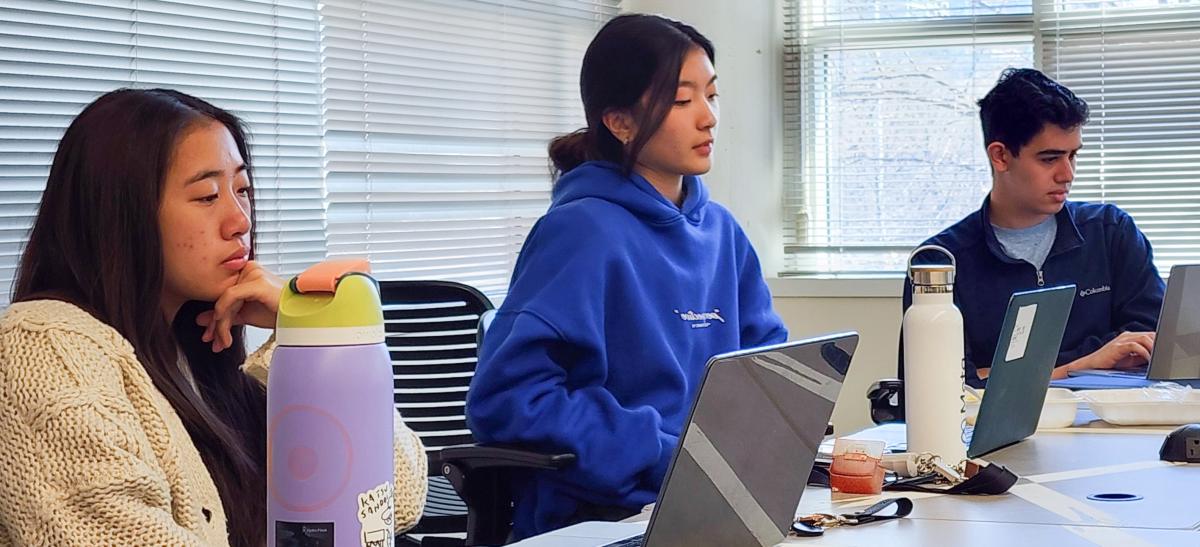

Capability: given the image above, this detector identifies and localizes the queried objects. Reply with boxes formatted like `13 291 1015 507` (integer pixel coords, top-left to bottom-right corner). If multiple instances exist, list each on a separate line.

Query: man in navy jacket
902 68 1165 387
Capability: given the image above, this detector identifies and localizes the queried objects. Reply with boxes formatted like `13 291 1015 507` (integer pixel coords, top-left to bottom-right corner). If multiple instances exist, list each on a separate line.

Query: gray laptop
967 284 1075 457
1064 264 1200 388
509 333 858 547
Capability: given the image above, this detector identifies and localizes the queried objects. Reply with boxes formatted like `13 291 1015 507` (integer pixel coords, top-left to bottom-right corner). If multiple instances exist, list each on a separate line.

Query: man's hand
1052 331 1155 379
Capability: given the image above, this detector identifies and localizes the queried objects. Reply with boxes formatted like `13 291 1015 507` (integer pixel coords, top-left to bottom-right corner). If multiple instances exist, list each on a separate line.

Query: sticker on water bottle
357 481 395 547
275 521 333 547
1005 304 1038 362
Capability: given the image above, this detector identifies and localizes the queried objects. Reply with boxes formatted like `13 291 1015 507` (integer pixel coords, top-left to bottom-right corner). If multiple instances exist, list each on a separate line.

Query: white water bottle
903 245 967 466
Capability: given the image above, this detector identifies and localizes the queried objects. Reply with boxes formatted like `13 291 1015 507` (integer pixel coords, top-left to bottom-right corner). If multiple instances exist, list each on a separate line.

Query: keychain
790 497 914 537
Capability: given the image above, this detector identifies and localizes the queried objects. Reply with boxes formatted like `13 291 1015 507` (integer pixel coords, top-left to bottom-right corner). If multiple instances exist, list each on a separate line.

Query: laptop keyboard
1103 369 1149 378
602 534 644 547
1070 366 1149 378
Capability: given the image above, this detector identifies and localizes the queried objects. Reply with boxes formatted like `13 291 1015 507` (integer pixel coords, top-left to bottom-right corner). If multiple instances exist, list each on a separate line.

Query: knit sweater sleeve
238 336 428 532
0 316 217 546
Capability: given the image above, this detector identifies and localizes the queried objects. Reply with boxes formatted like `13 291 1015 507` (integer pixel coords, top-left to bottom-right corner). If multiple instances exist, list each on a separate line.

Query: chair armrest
867 378 905 424
431 444 575 473
430 444 575 546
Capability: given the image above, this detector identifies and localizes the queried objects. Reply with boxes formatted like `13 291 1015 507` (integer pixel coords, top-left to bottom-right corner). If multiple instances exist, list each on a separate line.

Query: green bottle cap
276 271 384 346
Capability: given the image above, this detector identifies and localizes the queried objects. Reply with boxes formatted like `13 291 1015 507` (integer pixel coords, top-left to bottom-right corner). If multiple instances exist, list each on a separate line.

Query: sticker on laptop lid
1005 304 1038 362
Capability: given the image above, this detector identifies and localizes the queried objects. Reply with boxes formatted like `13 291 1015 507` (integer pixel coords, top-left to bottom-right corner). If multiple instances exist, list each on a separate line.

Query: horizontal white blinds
319 0 618 298
1041 0 1200 274
0 0 327 303
783 0 1035 273
786 0 1200 275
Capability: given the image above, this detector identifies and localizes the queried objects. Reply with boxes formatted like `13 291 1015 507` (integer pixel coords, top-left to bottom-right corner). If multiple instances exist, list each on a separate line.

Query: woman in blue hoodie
466 13 788 539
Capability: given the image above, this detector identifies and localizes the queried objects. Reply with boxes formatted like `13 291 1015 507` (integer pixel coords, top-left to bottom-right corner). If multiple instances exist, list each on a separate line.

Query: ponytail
548 128 591 180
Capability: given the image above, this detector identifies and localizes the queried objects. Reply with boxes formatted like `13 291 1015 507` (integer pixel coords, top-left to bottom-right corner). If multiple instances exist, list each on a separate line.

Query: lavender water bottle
268 260 395 547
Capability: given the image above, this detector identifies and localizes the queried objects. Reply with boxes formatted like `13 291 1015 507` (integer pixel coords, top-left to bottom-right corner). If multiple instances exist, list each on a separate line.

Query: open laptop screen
968 285 1074 458
1150 264 1200 380
644 334 857 547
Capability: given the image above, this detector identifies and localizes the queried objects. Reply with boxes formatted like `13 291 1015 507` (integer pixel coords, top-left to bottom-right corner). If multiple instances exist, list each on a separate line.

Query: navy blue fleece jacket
902 197 1165 387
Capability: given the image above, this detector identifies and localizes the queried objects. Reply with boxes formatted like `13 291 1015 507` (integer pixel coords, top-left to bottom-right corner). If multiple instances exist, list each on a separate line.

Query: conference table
778 418 1200 546
614 413 1200 546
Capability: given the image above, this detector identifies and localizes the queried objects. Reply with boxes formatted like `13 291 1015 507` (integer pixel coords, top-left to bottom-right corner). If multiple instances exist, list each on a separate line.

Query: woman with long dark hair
466 14 788 539
0 88 426 546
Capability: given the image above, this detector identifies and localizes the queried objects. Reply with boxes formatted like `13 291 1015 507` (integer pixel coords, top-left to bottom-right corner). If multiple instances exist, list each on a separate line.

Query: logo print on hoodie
675 308 725 329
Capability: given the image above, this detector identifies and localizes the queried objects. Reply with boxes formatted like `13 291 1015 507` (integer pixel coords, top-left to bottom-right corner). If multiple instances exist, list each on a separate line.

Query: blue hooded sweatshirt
465 161 788 538
901 196 1165 387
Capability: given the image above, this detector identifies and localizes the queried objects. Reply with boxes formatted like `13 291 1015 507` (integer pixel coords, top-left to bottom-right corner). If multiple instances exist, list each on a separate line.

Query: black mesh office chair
867 335 905 424
867 378 905 424
381 280 573 547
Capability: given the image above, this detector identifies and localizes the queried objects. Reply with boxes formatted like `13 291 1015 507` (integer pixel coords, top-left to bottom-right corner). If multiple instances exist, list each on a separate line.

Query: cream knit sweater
0 300 428 546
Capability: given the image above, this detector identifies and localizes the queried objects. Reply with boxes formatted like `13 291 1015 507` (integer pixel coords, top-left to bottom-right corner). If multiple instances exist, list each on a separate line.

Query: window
0 0 618 306
0 0 327 303
1040 0 1200 274
784 0 1200 276
319 0 618 298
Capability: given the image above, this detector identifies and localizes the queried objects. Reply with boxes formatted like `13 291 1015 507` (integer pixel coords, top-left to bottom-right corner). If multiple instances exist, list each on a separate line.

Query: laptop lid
1148 264 1200 381
642 333 858 547
968 285 1075 458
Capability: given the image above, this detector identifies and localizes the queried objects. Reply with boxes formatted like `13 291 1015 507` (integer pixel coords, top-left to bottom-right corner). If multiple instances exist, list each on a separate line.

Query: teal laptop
968 284 1076 458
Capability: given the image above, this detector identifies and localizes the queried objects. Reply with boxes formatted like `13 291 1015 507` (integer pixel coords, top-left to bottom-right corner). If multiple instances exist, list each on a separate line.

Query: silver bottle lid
910 264 955 287
907 245 956 287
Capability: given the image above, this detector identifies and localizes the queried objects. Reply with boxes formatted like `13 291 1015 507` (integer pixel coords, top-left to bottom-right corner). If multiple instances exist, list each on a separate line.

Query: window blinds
1041 0 1200 274
783 0 1035 274
785 0 1200 275
0 0 327 303
319 0 619 298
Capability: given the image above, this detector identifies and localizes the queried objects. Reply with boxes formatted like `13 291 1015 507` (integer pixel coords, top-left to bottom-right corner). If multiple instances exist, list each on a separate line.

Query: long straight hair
548 14 715 179
14 88 268 547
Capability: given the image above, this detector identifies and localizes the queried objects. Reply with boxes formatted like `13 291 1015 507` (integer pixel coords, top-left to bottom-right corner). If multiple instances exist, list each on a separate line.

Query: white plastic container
965 387 1079 429
1079 386 1200 426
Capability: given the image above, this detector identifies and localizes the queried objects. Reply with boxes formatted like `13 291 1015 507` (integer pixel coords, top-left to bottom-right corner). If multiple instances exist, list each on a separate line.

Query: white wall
773 292 903 433
625 0 904 433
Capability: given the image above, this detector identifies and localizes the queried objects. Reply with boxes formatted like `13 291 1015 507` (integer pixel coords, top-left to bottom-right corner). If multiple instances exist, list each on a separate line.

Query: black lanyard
809 461 1019 496
794 462 1017 537
885 462 1018 495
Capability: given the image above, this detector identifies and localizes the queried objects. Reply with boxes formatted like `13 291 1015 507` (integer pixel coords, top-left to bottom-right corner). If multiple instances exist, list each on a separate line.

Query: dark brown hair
978 68 1089 156
549 13 715 179
14 88 268 547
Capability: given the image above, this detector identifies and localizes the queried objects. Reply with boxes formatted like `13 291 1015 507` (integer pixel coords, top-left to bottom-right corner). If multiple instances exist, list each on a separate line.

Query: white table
514 416 1199 547
784 422 1200 546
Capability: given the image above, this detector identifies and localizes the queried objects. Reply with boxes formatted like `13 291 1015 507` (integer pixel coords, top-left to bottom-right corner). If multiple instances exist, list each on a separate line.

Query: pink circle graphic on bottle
288 446 319 480
268 404 354 512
